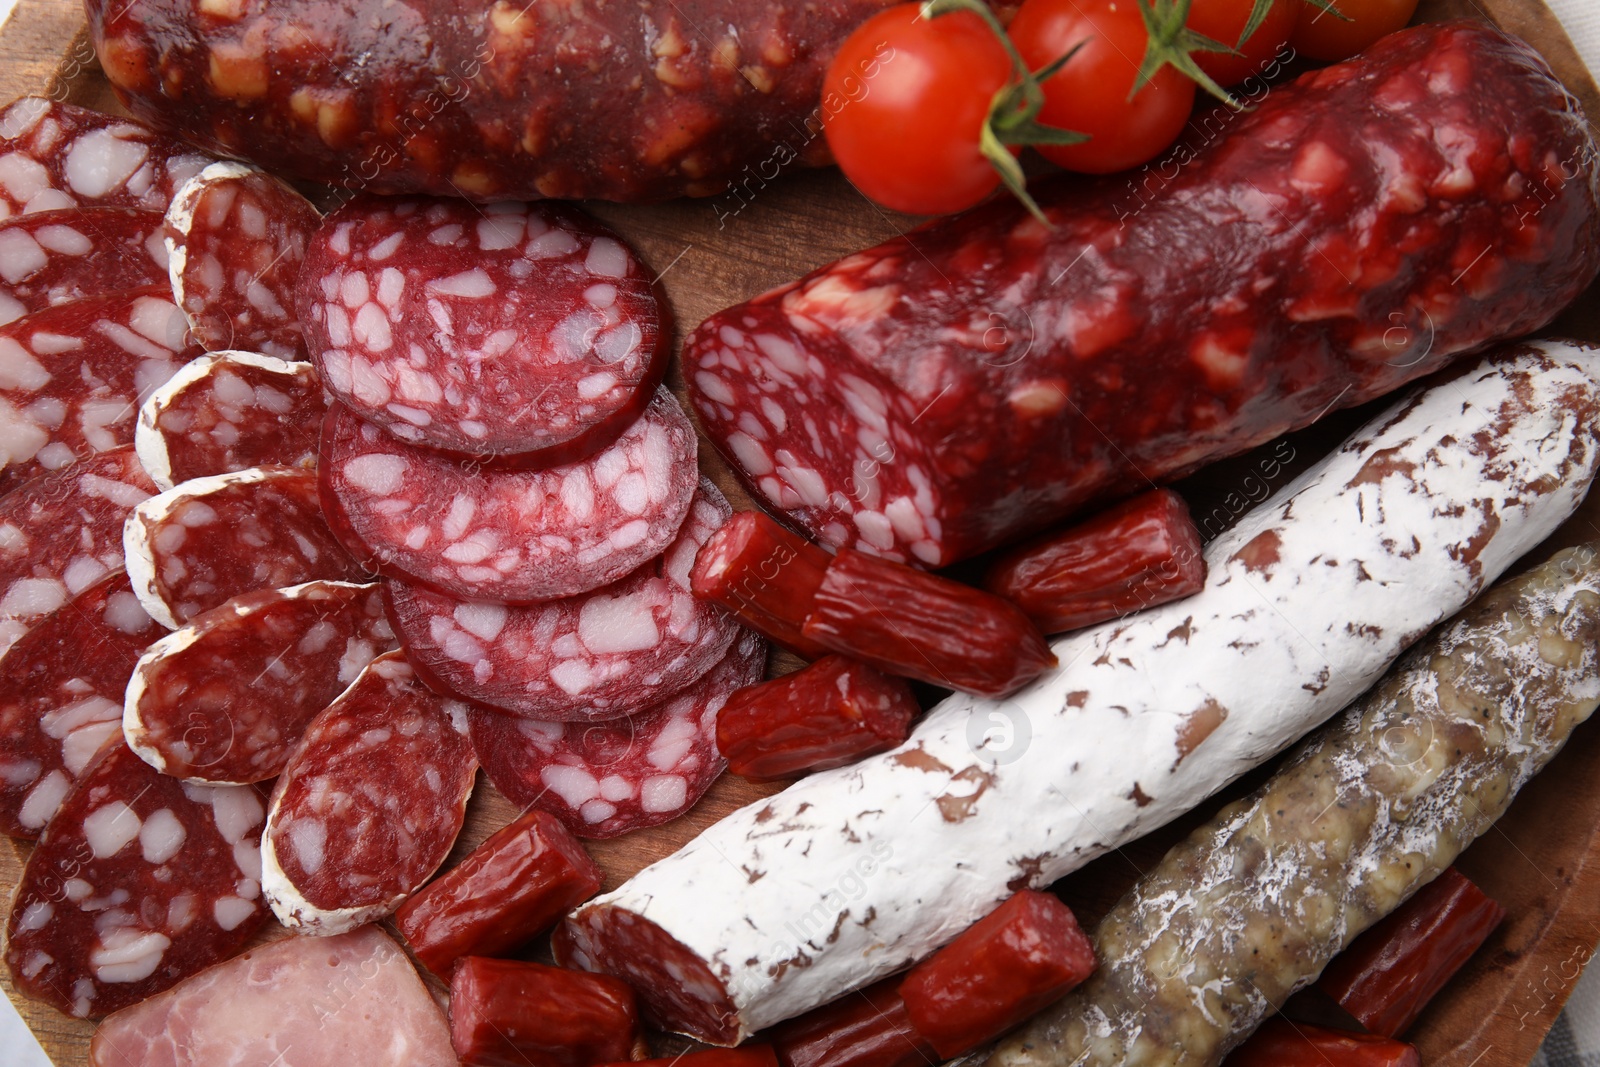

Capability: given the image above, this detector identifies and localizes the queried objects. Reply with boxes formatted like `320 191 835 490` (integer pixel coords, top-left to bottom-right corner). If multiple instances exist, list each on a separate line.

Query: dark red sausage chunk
898 890 1095 1057
599 1049 781 1067
449 957 642 1067
768 979 936 1067
1317 868 1506 1038
1226 1019 1420 1067
395 808 603 979
690 510 833 660
717 655 919 779
984 489 1207 634
0 207 167 326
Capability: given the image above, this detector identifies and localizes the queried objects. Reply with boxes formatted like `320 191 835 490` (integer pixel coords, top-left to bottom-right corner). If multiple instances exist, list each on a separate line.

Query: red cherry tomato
1009 0 1197 175
822 4 1014 215
1289 0 1420 61
1186 0 1298 86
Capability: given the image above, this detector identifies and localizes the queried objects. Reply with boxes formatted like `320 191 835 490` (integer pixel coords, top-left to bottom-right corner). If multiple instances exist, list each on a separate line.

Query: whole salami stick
560 341 1600 1044
983 542 1600 1067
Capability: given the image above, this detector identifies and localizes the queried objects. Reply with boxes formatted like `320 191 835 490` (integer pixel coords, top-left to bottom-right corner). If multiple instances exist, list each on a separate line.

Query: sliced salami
0 575 162 839
261 650 477 935
0 287 196 494
124 580 397 785
0 207 168 326
298 196 665 466
166 161 320 360
0 446 155 656
123 465 367 629
320 387 698 603
135 351 325 490
388 479 739 721
4 741 268 1018
470 631 766 839
0 98 209 221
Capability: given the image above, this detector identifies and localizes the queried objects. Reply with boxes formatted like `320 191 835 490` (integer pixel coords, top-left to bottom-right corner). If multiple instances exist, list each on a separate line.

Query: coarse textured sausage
123 465 368 629
4 741 268 1018
0 576 162 839
320 388 698 602
135 351 326 490
165 161 320 360
0 98 208 219
978 546 1600 1067
557 342 1600 1044
87 926 459 1067
261 650 477 935
0 446 154 656
0 287 195 494
684 21 1600 568
124 580 396 784
0 207 168 326
449 957 644 1067
298 196 665 465
470 630 766 838
388 480 739 720
85 0 896 203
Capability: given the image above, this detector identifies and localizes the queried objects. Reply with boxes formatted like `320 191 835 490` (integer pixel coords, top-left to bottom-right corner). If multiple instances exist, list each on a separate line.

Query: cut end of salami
0 207 168 327
320 387 698 603
299 196 665 464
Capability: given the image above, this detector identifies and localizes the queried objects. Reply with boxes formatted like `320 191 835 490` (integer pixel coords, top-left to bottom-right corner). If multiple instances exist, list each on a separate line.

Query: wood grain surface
3 0 1600 1064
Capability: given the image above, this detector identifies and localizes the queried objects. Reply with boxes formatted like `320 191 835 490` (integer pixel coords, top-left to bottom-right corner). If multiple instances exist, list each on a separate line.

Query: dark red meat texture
689 509 834 660
387 480 738 721
4 743 269 1019
449 957 642 1067
298 196 664 464
469 631 766 838
0 576 162 839
685 20 1600 567
0 207 168 326
86 0 897 202
1225 1019 1420 1067
768 978 936 1067
599 1050 781 1067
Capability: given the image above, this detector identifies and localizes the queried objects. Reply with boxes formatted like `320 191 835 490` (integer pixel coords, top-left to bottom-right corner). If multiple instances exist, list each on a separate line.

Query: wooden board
4 0 1600 1063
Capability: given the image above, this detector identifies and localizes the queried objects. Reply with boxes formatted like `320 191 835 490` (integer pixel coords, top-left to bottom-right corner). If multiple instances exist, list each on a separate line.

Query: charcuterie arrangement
3 0 1600 1065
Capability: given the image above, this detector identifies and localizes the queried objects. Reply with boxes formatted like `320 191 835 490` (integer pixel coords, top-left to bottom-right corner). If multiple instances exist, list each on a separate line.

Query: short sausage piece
984 490 1206 635
395 808 604 979
769 979 936 1067
718 656 919 779
691 511 834 660
449 958 642 1067
1225 1020 1420 1067
898 890 1095 1057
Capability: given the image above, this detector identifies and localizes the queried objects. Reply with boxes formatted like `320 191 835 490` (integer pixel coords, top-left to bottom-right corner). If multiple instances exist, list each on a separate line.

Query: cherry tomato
1186 0 1298 86
1009 0 1197 175
1289 0 1420 61
822 4 1014 215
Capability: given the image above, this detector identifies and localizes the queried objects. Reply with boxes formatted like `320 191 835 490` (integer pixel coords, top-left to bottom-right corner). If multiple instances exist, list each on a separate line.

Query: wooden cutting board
3 0 1600 1063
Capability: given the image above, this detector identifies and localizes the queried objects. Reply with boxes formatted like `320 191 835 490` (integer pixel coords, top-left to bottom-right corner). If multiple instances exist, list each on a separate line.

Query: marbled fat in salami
136 352 325 490
0 98 208 220
298 196 664 465
166 161 320 360
125 581 396 784
261 651 477 935
124 465 367 629
470 631 766 838
0 576 162 839
320 388 698 602
0 446 154 656
0 207 168 326
388 479 739 721
4 742 268 1018
0 287 196 494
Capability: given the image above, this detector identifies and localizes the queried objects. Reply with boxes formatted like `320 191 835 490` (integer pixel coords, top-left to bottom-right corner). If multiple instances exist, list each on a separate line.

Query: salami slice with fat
123 465 368 629
320 388 698 602
0 287 196 494
0 98 208 221
0 446 154 656
470 630 766 839
4 742 268 1018
0 576 162 839
298 196 665 465
166 161 320 360
388 479 739 721
125 580 397 784
261 650 477 935
135 351 325 490
0 207 168 326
